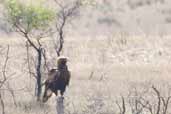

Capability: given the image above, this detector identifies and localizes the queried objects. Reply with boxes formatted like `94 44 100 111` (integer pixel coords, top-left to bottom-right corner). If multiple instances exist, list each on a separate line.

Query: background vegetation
0 0 171 114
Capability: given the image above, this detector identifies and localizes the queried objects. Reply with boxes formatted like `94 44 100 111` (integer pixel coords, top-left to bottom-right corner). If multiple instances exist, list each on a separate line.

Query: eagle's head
57 56 68 69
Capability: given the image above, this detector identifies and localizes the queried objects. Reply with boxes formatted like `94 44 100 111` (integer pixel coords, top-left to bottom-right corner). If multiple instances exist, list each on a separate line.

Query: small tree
4 0 55 101
54 0 81 56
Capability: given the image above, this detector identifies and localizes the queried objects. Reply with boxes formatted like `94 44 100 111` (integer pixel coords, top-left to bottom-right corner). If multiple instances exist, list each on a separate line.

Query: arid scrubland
0 34 171 114
1 0 171 114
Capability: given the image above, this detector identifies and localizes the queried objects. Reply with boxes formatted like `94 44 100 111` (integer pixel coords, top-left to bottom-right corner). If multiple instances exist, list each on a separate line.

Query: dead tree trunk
36 48 42 101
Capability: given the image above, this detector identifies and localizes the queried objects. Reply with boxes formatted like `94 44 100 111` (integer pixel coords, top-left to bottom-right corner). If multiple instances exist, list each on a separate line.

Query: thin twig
152 86 161 114
0 92 5 114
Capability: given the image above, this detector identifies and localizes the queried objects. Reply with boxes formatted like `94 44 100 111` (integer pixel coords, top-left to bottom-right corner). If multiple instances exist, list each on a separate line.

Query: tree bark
36 48 42 101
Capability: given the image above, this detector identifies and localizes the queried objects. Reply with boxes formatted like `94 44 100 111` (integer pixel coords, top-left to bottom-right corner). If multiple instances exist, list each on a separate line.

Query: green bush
5 0 55 33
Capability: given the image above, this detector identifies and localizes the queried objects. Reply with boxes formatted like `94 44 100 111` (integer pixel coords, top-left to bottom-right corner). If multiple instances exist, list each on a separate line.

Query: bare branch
116 96 126 114
161 96 171 114
24 33 39 51
54 0 81 56
116 100 122 113
0 92 5 114
14 23 39 51
121 96 126 114
152 86 161 114
6 82 17 107
26 41 32 79
0 45 10 114
0 45 10 88
138 97 153 114
2 45 9 80
42 48 50 72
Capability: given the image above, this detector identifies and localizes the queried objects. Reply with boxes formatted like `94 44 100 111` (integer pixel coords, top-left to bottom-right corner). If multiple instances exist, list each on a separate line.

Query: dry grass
1 34 171 114
1 0 171 113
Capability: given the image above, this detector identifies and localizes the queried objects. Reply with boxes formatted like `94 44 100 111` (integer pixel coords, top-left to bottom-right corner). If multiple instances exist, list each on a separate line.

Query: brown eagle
42 57 71 102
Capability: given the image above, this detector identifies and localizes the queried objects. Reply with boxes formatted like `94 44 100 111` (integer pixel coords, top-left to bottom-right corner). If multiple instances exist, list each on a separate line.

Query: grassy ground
1 34 171 114
1 0 171 113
